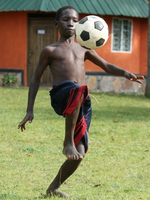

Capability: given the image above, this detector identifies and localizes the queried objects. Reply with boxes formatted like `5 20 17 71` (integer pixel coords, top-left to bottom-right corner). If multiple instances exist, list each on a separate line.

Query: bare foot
63 144 83 160
46 188 72 198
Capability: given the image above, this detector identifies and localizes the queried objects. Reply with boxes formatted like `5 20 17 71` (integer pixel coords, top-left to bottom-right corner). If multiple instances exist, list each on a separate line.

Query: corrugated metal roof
0 0 148 18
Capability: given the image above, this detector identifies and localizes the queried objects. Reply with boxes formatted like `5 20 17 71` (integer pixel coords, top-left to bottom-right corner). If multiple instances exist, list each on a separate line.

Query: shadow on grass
1 104 149 123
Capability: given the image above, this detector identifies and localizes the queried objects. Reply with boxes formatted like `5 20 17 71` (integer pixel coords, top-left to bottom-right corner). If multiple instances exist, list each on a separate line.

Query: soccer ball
75 15 109 50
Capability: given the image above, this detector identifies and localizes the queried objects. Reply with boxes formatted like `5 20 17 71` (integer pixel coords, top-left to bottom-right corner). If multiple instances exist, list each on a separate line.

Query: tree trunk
145 1 150 98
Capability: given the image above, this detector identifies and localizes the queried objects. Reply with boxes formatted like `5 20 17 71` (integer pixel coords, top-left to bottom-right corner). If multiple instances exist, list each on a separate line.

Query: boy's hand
124 71 145 84
18 113 34 132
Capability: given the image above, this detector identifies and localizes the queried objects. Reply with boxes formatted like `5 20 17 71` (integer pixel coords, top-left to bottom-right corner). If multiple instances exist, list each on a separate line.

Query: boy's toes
62 145 83 160
68 153 83 160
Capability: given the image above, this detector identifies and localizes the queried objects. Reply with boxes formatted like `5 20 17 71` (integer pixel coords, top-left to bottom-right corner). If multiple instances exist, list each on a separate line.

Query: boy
18 6 144 198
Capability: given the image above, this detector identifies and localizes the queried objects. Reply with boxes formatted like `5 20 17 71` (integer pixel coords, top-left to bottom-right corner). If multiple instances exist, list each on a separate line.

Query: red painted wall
82 15 148 76
0 12 148 86
140 18 148 75
0 11 28 85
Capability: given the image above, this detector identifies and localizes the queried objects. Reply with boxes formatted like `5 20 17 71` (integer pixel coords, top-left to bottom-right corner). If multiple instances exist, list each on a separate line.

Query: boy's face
56 9 79 37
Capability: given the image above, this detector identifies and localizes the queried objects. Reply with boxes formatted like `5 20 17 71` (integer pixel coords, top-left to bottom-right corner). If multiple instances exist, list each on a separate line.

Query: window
112 18 132 52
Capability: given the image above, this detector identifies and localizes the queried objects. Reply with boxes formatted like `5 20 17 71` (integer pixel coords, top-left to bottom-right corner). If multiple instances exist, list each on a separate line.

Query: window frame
111 17 133 53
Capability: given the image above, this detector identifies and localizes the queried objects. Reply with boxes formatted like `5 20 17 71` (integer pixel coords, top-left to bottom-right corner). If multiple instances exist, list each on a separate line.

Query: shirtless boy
18 6 144 198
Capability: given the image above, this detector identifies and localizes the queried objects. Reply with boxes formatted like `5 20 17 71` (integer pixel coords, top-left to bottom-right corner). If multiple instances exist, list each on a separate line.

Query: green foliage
2 74 17 86
0 88 150 200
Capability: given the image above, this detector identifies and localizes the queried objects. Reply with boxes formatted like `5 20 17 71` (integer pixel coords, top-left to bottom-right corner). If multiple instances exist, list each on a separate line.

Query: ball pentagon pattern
75 15 109 50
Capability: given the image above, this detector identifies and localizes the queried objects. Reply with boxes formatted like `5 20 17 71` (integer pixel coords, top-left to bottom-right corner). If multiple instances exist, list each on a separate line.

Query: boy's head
55 6 79 21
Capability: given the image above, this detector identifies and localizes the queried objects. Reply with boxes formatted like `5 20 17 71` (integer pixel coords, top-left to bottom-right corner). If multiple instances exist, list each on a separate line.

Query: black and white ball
75 15 109 50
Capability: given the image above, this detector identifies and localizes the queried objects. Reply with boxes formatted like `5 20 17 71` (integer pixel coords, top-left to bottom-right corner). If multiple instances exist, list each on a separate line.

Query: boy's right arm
18 47 51 131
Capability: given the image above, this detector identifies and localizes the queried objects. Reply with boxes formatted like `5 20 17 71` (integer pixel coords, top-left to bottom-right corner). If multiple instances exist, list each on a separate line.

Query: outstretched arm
18 47 50 131
85 50 144 84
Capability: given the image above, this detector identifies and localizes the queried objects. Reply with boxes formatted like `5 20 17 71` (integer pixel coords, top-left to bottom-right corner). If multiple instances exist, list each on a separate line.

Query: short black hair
55 6 79 21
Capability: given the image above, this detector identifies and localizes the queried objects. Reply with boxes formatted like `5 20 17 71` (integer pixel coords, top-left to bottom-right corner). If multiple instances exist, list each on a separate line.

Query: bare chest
51 45 85 63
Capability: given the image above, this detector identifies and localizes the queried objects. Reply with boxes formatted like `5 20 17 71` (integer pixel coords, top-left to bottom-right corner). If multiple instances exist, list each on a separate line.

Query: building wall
0 11 148 88
83 15 148 76
140 18 148 75
85 73 146 94
0 11 28 85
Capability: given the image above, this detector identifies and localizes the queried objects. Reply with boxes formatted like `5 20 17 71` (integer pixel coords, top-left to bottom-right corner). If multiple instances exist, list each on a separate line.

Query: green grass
0 87 150 200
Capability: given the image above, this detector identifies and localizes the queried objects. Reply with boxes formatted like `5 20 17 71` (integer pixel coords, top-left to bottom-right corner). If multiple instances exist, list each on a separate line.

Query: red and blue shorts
50 80 92 152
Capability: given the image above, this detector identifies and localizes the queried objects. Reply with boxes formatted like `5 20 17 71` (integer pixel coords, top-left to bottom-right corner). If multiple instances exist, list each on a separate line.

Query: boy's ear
54 20 58 28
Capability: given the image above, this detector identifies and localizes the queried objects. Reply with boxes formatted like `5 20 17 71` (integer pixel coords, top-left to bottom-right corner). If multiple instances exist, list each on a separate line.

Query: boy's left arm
86 50 144 84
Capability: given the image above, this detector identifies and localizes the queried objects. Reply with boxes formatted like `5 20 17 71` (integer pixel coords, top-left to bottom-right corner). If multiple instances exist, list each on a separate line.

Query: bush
2 74 17 86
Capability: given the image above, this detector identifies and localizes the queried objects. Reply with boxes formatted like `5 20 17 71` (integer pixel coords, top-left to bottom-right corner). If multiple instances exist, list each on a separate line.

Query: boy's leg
63 95 84 160
46 141 85 198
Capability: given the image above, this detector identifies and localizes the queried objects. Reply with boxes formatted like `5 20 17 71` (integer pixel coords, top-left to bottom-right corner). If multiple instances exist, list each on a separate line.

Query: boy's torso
48 42 88 85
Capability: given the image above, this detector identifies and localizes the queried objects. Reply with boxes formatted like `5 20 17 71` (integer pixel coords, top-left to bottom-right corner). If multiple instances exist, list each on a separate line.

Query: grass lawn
0 87 150 200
